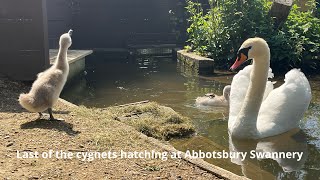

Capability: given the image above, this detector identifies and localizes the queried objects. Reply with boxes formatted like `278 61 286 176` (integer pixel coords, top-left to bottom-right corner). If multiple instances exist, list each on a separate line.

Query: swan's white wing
257 69 312 138
229 65 274 128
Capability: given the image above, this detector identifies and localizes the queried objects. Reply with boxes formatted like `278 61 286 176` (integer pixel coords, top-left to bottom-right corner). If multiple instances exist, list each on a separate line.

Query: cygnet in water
195 85 231 107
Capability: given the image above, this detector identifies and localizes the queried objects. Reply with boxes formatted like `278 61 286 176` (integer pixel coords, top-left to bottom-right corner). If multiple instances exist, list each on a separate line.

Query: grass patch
108 102 195 140
71 102 195 148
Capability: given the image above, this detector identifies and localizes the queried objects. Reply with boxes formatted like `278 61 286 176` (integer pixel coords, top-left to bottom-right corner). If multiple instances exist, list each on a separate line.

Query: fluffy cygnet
195 85 231 107
19 29 73 120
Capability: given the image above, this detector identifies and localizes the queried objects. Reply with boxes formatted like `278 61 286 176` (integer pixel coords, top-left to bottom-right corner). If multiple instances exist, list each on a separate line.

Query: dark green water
62 54 320 180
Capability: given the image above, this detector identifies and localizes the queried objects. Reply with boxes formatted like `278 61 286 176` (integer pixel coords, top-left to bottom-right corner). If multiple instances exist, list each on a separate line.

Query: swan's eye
237 46 252 61
237 46 251 56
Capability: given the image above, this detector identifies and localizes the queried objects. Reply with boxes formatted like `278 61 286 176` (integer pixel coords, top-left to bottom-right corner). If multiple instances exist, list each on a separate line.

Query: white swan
228 37 312 139
195 85 231 107
19 29 73 120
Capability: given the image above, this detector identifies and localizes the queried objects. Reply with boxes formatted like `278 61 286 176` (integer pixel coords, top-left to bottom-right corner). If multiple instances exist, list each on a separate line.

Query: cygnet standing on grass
19 29 73 120
195 85 231 107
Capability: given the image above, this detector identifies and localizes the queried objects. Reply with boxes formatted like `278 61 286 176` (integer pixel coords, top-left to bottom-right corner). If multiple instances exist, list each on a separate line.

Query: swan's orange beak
230 53 247 70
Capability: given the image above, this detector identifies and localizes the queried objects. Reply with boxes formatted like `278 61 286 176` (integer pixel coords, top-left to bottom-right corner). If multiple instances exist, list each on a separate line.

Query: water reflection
62 54 320 179
229 129 308 179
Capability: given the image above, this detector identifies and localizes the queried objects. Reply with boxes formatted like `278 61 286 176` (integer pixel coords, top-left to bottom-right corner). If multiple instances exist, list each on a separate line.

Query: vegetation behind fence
185 0 320 73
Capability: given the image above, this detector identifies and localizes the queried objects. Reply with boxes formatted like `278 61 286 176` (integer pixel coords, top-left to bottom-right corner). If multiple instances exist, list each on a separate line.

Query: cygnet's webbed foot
47 108 61 121
38 112 43 119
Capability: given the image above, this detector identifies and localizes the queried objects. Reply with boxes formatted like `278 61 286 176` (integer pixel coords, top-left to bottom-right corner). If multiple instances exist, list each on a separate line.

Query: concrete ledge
177 50 214 75
58 98 78 108
50 49 93 81
50 50 93 64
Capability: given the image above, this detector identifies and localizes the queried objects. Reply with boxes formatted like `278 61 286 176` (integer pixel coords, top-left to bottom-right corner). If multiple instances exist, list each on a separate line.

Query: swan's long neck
232 53 270 138
223 91 230 101
55 45 69 72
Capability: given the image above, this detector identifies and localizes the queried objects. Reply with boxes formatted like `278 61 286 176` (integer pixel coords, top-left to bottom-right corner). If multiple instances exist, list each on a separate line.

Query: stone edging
177 50 214 75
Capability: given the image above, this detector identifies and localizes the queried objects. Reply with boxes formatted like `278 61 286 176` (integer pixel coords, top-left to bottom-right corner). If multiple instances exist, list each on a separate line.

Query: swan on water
228 37 311 139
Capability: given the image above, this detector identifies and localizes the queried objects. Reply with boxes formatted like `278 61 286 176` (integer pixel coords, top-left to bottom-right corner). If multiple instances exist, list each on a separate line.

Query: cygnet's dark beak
68 29 73 36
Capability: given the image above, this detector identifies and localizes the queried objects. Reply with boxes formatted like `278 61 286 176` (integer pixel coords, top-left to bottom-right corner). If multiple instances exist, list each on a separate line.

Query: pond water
62 53 320 179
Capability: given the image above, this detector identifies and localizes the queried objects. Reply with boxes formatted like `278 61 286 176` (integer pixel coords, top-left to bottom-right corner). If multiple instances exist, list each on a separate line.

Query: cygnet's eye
205 93 215 98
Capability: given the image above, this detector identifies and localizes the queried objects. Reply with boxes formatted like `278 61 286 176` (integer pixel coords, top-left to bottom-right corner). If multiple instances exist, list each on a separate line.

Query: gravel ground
0 78 221 179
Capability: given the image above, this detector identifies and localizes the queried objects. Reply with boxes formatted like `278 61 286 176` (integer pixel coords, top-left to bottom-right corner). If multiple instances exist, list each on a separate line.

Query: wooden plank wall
0 0 49 80
71 0 181 49
47 0 73 49
0 0 187 80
